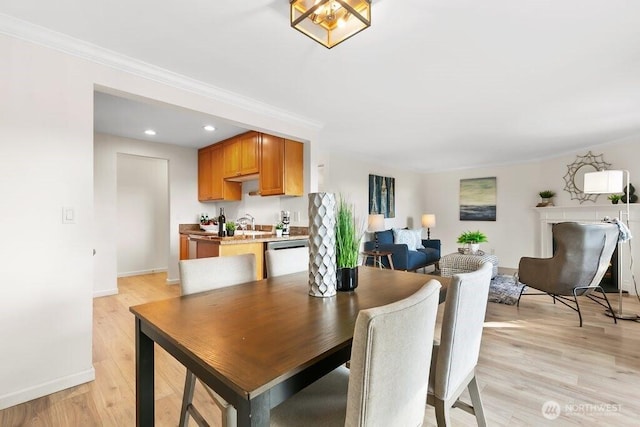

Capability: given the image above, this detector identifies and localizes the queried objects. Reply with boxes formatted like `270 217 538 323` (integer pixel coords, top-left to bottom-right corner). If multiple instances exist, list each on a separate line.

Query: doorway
116 153 169 277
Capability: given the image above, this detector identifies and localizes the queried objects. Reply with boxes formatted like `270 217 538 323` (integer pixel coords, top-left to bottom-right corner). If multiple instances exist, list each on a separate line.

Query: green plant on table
539 190 556 198
608 194 622 202
225 222 236 231
336 196 364 269
275 222 284 230
456 230 488 244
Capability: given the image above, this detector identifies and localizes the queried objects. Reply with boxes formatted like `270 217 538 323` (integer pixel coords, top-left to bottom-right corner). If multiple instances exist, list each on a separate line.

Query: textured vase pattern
308 192 337 297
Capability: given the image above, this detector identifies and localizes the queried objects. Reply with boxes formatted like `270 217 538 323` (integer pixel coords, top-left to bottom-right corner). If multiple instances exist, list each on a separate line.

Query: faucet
236 213 255 232
246 213 255 231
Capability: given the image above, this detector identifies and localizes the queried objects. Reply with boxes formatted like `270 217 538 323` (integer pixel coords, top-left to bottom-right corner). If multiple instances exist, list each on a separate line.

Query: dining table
130 266 450 427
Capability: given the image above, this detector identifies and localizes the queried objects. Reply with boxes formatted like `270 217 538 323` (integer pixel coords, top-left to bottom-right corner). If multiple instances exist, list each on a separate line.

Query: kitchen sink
238 230 273 236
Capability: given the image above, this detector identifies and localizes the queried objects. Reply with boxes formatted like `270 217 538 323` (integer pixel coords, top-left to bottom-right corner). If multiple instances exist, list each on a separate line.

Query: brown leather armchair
517 222 619 327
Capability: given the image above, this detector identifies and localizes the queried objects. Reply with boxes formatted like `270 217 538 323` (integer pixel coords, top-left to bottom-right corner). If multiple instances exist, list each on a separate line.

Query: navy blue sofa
363 229 441 271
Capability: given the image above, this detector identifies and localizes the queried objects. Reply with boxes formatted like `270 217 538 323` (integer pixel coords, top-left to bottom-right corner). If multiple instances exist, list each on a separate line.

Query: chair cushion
375 229 394 245
407 250 428 270
418 247 440 264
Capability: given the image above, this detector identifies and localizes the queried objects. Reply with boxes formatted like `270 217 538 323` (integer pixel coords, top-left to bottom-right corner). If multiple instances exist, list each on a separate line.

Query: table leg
236 393 270 427
135 318 155 427
386 254 395 270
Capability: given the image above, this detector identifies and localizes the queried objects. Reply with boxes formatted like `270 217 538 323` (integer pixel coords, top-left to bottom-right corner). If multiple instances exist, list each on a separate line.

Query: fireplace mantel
535 204 638 294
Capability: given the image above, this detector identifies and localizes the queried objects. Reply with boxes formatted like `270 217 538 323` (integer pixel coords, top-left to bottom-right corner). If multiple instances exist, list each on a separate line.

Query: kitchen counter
187 233 309 245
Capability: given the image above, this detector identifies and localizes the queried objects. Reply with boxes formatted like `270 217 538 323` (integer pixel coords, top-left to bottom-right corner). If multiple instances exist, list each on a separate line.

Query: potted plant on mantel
537 190 556 207
457 230 488 255
336 196 364 292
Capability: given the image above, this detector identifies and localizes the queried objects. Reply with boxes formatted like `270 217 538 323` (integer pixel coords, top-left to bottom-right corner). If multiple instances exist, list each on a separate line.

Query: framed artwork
460 177 497 221
369 174 395 218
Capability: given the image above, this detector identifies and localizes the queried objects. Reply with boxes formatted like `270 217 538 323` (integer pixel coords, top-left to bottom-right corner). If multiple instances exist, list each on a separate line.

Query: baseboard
117 268 167 278
93 288 118 298
166 278 179 285
0 367 95 410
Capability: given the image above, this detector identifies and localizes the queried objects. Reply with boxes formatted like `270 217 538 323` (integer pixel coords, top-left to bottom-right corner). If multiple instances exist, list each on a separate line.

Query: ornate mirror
563 152 611 203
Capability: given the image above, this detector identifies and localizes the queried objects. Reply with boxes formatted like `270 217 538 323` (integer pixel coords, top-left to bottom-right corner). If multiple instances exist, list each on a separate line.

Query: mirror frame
562 151 611 203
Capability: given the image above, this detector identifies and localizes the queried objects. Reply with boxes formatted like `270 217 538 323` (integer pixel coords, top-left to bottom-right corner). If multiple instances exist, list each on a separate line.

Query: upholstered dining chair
270 280 442 427
178 254 256 427
517 221 619 327
265 247 309 278
427 262 493 427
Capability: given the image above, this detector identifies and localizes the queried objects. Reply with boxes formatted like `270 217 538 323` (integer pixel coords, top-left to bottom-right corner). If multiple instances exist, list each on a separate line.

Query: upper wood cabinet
260 135 303 197
198 144 241 201
222 131 260 179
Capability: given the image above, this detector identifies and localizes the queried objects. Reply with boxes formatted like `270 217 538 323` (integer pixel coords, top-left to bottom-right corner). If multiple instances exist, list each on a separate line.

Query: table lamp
422 214 436 240
584 169 638 321
367 214 385 250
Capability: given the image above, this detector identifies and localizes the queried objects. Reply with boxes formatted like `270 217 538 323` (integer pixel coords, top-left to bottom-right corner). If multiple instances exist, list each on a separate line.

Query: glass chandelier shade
290 0 371 49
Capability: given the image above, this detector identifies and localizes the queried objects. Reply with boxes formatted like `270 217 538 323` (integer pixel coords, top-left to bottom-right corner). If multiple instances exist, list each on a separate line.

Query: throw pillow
393 228 424 251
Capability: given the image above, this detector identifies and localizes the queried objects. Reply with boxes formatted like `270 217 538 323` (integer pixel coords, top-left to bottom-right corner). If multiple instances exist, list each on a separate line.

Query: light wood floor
2 273 640 426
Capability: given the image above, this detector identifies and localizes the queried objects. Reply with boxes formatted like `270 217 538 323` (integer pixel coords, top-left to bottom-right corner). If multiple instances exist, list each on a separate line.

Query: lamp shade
421 214 436 228
367 214 385 232
583 170 624 194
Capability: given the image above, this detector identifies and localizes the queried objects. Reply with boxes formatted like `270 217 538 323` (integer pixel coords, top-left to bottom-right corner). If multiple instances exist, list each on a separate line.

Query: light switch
62 207 75 224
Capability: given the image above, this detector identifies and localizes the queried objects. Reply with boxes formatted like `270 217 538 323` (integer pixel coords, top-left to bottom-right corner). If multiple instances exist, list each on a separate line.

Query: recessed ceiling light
203 125 216 132
144 129 156 136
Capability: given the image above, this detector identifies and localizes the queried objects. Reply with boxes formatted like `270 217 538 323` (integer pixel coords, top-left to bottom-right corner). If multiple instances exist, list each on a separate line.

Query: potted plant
336 196 364 291
538 190 556 207
456 230 488 255
275 222 284 237
225 221 236 237
608 194 622 205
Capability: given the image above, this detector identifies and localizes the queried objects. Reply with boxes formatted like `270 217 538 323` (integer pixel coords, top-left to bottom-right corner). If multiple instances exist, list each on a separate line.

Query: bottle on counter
218 207 226 237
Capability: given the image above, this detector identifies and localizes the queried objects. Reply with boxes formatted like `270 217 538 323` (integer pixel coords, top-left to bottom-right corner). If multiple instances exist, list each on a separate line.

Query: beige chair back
178 254 256 295
433 262 492 402
346 280 441 426
265 247 308 278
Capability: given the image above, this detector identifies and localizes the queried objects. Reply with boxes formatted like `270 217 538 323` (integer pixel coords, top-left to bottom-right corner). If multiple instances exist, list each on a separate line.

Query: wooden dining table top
130 266 449 400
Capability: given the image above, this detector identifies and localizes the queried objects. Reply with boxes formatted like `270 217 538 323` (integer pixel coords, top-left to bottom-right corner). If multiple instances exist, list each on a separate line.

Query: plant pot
276 229 283 237
469 243 480 254
611 200 619 205
226 230 235 237
337 267 358 292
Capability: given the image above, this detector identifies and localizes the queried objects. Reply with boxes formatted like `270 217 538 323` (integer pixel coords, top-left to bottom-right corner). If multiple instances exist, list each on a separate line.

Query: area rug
489 274 526 305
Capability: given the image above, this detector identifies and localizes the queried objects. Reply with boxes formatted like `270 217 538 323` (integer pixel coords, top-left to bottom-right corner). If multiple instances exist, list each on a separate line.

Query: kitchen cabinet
198 144 241 201
195 239 264 279
180 234 189 260
260 135 303 196
223 131 260 179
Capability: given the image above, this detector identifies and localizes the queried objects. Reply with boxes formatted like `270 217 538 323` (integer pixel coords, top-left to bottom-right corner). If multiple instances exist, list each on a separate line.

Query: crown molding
0 13 323 132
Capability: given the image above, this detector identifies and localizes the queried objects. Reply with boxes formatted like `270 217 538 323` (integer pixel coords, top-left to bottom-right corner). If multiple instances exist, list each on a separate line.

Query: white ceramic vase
308 192 337 297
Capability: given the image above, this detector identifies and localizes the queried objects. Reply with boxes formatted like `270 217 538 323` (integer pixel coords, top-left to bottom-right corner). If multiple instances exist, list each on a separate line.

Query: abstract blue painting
369 174 395 218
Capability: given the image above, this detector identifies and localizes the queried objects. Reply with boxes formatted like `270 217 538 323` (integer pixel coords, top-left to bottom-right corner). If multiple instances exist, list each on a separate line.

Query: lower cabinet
195 240 264 280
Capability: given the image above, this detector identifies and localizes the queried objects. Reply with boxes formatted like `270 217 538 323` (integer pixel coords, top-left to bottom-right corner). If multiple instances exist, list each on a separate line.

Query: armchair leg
434 398 452 427
572 288 583 327
516 285 527 307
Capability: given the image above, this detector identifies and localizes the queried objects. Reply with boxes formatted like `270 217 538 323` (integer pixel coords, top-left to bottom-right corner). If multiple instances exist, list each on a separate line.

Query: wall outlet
293 211 300 222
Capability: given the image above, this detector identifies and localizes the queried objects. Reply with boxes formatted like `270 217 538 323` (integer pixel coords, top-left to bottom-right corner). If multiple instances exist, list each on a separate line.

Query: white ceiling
3 1 640 172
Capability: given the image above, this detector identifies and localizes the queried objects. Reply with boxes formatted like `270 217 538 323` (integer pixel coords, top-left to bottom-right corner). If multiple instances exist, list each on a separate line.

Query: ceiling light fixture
203 125 216 132
290 0 371 49
144 129 156 136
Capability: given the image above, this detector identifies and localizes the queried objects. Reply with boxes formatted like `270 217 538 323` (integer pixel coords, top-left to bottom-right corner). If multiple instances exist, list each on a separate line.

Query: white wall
0 30 319 409
95 133 215 294
116 153 169 277
323 154 425 233
422 134 640 274
0 35 95 409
